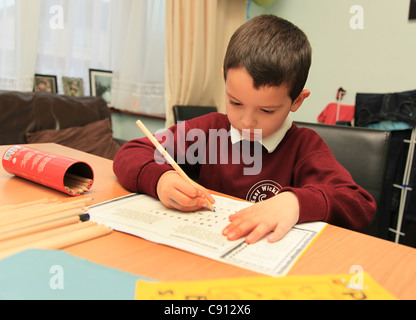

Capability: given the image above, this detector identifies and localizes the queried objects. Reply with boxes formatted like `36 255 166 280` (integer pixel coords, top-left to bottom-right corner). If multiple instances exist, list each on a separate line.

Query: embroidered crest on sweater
246 180 282 203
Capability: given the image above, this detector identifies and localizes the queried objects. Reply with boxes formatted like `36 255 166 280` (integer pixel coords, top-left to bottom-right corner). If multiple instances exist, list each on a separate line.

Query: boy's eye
229 100 242 106
261 109 275 114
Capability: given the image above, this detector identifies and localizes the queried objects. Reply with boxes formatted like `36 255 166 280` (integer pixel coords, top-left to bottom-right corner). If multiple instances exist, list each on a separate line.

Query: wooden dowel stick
63 176 92 195
0 221 96 251
0 203 48 218
136 120 214 211
0 216 81 242
0 202 61 218
64 182 89 192
65 183 90 192
0 224 112 260
0 204 86 226
0 198 58 213
61 197 94 205
64 175 91 185
0 209 86 235
66 173 93 183
64 179 92 188
65 186 84 195
0 199 86 220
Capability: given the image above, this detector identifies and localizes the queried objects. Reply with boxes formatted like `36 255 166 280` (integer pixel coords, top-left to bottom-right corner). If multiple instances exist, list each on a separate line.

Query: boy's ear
290 89 310 112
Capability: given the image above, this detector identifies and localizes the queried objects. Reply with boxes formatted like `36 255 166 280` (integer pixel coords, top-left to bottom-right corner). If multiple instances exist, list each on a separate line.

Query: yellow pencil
136 120 214 211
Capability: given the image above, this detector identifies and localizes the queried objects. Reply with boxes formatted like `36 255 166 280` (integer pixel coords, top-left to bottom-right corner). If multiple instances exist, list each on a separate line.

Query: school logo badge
245 180 282 203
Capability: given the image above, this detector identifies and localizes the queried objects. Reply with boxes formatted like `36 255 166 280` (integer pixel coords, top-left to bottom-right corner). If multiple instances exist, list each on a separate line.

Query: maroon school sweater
113 113 375 232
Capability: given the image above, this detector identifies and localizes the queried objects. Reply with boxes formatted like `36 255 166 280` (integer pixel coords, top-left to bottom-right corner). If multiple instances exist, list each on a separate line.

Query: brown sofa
0 91 122 159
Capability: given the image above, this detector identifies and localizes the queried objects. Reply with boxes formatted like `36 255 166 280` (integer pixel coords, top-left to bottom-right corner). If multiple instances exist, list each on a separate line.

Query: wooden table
1 143 416 299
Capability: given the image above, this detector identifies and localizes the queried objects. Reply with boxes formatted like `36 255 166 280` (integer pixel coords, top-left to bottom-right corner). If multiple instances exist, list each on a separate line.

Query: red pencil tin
2 145 94 196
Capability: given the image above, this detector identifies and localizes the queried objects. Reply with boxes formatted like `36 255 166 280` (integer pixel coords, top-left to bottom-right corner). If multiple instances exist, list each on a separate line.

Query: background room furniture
0 91 122 159
1 143 416 299
354 90 416 247
317 103 355 125
171 105 218 181
172 105 218 123
295 121 392 239
317 87 355 126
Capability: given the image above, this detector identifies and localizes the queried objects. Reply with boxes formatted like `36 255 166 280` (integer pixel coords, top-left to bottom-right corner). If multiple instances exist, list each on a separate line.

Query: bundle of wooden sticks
64 173 93 195
0 197 111 259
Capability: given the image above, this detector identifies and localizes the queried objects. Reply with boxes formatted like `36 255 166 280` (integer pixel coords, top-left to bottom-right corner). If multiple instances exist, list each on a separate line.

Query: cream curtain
0 0 42 91
164 0 246 127
110 0 166 115
7 0 166 116
36 0 113 95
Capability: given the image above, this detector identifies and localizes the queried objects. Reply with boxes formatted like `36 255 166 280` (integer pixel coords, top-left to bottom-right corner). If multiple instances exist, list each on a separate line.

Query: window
0 0 166 115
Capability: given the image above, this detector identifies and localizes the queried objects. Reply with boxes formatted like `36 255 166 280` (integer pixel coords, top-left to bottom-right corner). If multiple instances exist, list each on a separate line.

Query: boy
113 15 375 244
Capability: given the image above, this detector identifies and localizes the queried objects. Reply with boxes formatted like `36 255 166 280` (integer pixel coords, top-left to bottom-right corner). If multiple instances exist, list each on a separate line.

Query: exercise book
88 194 327 276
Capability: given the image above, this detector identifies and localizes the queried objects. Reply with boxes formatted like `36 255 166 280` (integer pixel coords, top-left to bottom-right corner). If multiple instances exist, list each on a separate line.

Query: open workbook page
88 194 326 276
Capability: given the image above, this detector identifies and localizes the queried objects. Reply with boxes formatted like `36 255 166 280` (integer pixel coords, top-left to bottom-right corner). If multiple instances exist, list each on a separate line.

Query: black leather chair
173 105 218 123
295 121 392 236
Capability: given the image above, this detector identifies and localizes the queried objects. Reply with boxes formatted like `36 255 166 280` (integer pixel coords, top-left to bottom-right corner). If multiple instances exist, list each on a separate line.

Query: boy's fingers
167 195 206 212
202 191 215 205
192 183 215 205
267 224 290 243
224 209 279 243
228 210 245 221
157 171 213 212
245 224 273 244
162 184 202 210
177 178 216 207
223 218 257 241
158 172 215 211
175 181 200 198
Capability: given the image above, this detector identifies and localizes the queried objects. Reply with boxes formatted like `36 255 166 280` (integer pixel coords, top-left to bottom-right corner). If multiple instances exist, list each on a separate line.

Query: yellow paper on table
135 272 396 300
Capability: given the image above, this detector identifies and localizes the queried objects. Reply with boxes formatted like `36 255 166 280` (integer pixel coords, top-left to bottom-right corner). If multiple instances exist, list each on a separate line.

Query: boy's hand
222 191 299 244
157 170 215 212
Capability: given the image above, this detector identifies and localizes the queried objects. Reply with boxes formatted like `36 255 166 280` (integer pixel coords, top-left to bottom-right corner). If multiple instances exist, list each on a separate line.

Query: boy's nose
241 114 256 128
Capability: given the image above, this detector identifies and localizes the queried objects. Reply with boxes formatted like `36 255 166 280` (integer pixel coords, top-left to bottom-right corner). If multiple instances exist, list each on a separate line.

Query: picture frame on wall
89 69 113 107
62 77 84 97
33 74 58 94
410 0 416 20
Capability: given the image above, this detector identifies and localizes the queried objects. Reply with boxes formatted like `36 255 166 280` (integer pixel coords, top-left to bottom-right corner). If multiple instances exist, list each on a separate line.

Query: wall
111 112 165 141
112 0 416 141
250 0 416 123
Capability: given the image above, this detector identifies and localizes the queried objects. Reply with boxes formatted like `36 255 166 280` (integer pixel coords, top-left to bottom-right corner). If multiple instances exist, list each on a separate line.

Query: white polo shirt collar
230 116 293 153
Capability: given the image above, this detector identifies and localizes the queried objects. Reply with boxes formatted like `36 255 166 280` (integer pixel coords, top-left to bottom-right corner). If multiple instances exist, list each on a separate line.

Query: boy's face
225 67 308 141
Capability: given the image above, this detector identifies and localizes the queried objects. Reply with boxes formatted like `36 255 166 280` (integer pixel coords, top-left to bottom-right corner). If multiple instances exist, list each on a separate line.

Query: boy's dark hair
223 15 312 102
